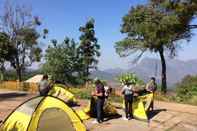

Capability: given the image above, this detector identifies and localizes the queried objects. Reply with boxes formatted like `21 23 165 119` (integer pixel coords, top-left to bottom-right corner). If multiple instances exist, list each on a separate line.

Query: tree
115 4 187 93
78 18 100 80
42 37 85 85
0 32 13 80
151 0 197 29
0 1 47 81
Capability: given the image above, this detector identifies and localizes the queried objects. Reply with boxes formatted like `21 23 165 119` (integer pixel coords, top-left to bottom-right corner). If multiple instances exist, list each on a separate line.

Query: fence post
16 80 23 91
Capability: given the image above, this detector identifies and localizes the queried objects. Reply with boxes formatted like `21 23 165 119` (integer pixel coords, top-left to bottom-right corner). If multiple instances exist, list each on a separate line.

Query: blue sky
1 0 197 70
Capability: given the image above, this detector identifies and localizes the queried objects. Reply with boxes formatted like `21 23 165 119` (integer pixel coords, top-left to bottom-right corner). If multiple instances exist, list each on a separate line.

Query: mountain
92 58 197 88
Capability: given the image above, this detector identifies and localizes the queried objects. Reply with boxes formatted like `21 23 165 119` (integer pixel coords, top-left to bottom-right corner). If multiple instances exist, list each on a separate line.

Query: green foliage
42 37 85 85
0 32 14 79
115 1 196 93
69 87 92 100
78 18 100 79
175 75 197 104
115 5 182 57
0 2 47 81
154 76 197 105
117 73 144 85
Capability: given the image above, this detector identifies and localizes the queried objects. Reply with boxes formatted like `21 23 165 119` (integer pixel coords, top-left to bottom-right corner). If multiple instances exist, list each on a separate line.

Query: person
38 74 51 96
146 77 157 111
92 79 105 123
104 85 112 99
121 81 134 120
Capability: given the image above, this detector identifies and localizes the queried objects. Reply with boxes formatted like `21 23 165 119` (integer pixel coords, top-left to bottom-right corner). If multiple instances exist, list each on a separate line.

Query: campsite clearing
0 89 197 131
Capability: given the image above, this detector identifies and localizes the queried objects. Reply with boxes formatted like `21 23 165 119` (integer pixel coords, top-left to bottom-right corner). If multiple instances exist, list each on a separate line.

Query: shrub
117 73 144 85
175 75 197 104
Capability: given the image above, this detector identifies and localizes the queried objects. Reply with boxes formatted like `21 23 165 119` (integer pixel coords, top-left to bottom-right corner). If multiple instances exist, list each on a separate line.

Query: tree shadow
147 109 167 120
0 92 28 101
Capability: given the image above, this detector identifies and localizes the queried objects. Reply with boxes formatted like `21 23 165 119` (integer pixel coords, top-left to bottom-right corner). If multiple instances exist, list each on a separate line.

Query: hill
92 58 197 88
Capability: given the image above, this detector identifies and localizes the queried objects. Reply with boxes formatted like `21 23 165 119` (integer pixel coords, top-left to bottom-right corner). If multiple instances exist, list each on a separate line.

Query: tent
0 96 86 131
76 97 119 121
123 93 153 121
47 84 77 105
25 74 44 83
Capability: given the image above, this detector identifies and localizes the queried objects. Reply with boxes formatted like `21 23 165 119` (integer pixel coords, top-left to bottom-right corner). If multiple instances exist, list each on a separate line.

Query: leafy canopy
42 38 85 85
78 18 100 77
115 5 185 59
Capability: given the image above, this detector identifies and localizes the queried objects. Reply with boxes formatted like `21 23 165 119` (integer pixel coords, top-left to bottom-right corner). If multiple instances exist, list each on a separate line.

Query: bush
175 75 197 104
69 87 92 100
117 73 144 85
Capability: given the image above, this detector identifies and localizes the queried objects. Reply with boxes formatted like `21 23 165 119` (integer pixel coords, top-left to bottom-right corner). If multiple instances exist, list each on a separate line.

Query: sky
0 0 197 70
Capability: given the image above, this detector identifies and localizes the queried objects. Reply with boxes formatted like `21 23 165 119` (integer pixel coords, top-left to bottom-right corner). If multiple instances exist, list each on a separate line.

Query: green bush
69 87 92 100
175 75 197 104
117 73 144 85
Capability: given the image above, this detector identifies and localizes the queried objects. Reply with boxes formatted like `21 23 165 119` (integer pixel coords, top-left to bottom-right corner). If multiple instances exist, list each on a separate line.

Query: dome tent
47 84 77 105
0 96 86 131
122 93 154 121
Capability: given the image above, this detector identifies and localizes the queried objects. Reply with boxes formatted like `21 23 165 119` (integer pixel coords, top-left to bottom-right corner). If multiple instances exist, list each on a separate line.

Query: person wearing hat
146 77 157 111
121 80 135 120
92 79 105 123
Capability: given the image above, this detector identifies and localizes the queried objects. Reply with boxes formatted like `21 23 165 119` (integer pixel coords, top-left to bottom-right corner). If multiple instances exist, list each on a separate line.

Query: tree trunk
0 64 5 81
16 67 22 82
159 48 167 94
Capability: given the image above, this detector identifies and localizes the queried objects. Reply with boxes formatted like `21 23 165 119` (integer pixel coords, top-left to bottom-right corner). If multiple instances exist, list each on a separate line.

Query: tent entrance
37 108 75 131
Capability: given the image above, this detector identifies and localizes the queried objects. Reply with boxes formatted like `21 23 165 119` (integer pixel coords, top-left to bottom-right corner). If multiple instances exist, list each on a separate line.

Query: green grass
69 87 123 103
69 87 197 106
69 87 92 100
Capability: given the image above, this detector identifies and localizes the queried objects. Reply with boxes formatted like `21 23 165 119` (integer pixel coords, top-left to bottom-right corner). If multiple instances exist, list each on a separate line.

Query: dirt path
0 89 197 131
84 101 197 131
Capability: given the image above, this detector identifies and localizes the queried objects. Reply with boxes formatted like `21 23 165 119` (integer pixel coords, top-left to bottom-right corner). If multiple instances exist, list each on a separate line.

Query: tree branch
189 25 197 29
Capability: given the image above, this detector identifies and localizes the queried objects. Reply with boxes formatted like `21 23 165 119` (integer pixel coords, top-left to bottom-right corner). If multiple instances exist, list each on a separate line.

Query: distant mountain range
91 58 197 88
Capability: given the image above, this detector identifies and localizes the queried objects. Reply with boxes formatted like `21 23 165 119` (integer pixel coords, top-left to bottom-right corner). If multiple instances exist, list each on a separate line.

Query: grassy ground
69 87 197 106
69 87 93 100
69 87 123 103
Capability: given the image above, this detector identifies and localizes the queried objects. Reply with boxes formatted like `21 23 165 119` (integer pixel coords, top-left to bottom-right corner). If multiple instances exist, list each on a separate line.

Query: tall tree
0 1 47 81
42 38 85 85
115 4 188 93
151 0 197 30
78 18 100 80
0 32 13 80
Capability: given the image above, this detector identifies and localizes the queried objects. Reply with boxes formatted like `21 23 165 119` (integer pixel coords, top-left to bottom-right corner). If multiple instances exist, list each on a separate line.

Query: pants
124 95 133 118
96 98 105 122
39 87 49 96
149 92 155 111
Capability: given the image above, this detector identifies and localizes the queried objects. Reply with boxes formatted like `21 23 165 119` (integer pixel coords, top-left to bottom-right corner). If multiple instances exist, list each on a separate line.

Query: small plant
117 73 143 85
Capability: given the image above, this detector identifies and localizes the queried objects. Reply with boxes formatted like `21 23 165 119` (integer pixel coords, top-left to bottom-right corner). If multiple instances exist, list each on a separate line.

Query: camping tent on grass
0 96 86 131
48 84 77 105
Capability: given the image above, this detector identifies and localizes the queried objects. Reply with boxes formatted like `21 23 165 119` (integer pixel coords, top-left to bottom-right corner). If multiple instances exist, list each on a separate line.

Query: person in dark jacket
92 79 105 123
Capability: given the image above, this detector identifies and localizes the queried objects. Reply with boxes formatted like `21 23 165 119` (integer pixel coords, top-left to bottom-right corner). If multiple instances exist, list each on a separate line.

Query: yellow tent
123 93 153 121
0 96 86 131
48 84 77 105
76 97 119 120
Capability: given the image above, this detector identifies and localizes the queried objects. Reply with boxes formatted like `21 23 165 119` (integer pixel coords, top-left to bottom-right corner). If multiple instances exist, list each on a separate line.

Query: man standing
121 81 134 120
92 79 105 123
146 77 157 111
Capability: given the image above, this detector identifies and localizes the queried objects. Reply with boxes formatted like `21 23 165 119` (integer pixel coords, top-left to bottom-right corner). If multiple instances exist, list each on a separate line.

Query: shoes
92 119 103 124
92 120 99 124
122 117 128 120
